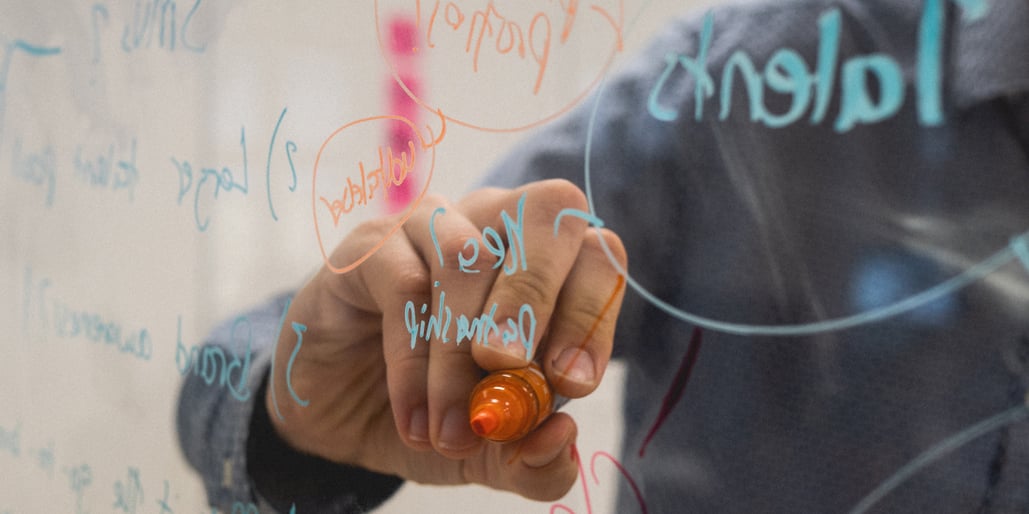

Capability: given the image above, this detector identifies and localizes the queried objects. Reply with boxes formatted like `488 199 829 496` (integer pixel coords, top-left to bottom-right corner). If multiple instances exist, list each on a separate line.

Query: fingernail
408 406 429 443
553 347 595 387
486 331 528 362
439 406 478 451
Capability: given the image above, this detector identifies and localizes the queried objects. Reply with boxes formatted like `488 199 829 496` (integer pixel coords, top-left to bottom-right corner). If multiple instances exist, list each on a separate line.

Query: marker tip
470 409 500 437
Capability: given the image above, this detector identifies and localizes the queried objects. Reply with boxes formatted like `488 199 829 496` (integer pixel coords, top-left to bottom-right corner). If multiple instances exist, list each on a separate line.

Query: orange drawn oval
311 115 437 274
374 0 624 133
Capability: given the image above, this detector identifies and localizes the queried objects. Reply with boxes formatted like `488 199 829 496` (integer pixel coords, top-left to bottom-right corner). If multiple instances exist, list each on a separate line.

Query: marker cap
468 363 554 442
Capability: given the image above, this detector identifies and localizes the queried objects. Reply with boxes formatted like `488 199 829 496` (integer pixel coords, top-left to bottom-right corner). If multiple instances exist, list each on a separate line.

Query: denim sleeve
175 292 403 513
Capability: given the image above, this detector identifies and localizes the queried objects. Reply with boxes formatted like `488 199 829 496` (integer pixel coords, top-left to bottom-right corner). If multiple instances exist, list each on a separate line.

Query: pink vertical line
385 16 422 214
638 327 703 458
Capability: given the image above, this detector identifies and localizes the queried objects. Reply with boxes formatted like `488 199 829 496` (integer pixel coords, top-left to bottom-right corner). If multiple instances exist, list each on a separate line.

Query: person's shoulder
643 0 942 89
697 0 920 54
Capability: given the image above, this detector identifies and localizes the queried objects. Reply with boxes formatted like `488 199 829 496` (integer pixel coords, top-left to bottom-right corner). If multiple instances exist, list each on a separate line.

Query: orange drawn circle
311 115 437 274
373 0 623 133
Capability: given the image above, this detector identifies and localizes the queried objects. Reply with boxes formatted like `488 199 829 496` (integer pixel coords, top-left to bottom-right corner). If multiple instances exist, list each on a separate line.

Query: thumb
481 413 581 501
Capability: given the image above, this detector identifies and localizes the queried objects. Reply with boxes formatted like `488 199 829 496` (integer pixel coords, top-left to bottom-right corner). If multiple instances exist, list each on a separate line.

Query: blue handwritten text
175 315 253 402
119 0 207 54
10 138 57 207
647 0 989 132
73 138 140 202
0 421 20 458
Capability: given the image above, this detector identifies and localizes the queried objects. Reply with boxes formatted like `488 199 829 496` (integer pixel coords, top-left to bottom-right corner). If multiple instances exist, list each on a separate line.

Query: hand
266 179 627 501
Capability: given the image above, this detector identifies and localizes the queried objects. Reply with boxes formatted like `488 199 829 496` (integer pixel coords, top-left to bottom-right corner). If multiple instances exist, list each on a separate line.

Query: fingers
466 179 593 371
404 196 500 457
543 228 627 399
280 178 623 502
359 178 625 471
467 413 581 501
351 224 434 451
382 411 580 500
460 180 628 396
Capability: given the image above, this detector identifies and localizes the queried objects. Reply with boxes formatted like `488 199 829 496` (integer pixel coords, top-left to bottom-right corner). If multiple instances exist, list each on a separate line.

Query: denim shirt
178 0 1029 512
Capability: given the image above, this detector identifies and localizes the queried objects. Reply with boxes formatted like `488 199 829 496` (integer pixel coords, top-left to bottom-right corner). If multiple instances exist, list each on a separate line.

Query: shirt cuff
246 373 405 513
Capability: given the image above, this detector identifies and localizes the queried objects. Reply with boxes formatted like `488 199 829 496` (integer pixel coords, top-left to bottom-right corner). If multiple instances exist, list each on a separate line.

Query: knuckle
420 192 448 208
436 232 478 268
527 179 589 226
461 186 507 204
562 301 610 337
388 343 429 367
496 267 556 310
390 265 432 298
539 179 588 212
357 210 406 235
582 227 628 267
339 218 391 255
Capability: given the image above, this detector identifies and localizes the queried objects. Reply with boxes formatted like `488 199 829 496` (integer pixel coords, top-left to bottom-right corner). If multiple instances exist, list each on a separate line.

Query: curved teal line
553 207 605 237
13 40 61 56
848 405 1028 514
580 3 1024 337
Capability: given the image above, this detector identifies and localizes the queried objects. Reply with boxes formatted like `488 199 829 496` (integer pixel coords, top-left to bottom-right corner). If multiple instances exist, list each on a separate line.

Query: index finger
458 180 598 373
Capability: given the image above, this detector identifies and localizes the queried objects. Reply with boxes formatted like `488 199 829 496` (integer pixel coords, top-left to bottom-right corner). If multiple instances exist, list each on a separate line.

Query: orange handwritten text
375 0 625 132
551 446 648 514
422 0 566 95
318 141 416 226
312 111 445 274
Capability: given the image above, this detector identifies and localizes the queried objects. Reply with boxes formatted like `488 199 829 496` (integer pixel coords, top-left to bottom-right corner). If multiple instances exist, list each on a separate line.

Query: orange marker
468 362 556 442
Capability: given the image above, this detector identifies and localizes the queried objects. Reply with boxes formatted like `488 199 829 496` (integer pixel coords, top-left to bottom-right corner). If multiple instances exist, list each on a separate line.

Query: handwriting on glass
175 315 253 402
319 140 416 226
22 267 153 362
376 0 624 131
312 112 443 274
406 191 536 355
73 139 140 202
117 0 208 54
173 107 299 231
551 446 648 514
648 0 988 132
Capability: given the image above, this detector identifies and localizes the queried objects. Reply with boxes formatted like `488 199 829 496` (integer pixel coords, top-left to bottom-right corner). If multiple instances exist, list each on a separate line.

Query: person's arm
176 293 403 513
176 7 709 512
246 372 404 512
177 180 628 513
